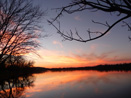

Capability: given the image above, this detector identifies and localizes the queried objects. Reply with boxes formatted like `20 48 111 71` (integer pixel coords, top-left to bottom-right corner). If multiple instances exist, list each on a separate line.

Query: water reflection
26 71 131 98
0 74 35 98
0 71 131 98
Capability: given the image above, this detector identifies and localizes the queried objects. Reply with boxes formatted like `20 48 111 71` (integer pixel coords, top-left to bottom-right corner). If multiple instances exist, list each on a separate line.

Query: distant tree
49 0 131 42
0 0 46 67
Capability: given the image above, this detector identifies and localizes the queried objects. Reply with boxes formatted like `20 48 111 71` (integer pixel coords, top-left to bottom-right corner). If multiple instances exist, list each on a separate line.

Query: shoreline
0 63 131 80
1 63 131 74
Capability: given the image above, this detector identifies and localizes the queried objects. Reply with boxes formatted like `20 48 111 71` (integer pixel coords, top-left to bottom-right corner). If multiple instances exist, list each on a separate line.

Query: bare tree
49 0 131 42
0 0 46 67
3 55 34 68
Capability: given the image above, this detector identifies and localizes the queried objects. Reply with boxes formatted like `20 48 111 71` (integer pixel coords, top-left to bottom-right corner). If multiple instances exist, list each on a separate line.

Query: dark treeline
48 63 131 72
0 63 131 75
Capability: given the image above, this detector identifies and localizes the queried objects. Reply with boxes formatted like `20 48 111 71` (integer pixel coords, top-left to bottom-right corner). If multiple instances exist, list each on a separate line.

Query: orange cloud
26 49 131 68
71 51 131 65
26 49 91 68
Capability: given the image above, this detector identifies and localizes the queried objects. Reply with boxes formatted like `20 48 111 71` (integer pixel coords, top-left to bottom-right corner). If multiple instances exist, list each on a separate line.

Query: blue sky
28 0 131 68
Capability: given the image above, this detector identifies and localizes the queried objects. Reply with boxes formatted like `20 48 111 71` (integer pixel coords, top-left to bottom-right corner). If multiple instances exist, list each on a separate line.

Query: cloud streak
71 51 131 65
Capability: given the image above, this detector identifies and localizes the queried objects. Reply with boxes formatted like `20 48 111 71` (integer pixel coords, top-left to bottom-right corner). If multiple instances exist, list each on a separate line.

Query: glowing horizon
26 48 131 68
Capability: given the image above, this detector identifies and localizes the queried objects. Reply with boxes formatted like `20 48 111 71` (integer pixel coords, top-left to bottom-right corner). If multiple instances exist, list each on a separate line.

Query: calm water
0 70 131 98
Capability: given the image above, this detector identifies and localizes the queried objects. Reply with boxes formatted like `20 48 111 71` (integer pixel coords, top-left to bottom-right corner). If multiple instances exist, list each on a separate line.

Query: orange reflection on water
25 70 131 97
26 71 91 93
0 87 25 98
1 70 130 98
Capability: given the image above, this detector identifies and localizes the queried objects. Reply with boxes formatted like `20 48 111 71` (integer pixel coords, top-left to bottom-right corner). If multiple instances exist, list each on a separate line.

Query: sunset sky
28 0 131 68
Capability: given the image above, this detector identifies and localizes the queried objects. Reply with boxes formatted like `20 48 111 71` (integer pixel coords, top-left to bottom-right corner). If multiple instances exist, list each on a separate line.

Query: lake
0 70 131 98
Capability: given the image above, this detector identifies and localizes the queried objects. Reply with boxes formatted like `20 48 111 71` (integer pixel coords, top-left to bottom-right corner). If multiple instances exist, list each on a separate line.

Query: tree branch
49 0 131 42
49 15 130 42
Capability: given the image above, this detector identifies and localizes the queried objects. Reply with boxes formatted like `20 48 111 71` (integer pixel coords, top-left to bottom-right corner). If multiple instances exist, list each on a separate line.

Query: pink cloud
74 16 81 21
90 44 98 51
53 40 63 48
71 51 131 65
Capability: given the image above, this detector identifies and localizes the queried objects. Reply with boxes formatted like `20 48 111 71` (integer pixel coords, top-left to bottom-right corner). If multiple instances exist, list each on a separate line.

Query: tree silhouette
49 0 131 42
2 55 34 68
0 0 46 67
